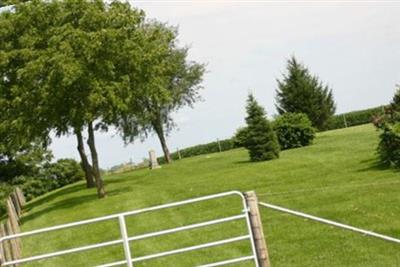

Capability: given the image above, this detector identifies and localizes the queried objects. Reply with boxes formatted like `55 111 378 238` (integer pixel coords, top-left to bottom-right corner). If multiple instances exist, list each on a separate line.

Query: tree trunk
153 120 172 164
75 130 96 188
87 122 106 198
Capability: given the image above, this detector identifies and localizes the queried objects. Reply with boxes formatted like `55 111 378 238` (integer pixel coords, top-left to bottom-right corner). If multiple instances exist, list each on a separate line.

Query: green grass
19 124 400 266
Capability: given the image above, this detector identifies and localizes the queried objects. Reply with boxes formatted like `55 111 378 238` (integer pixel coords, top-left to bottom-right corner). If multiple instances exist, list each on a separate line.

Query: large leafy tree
276 56 336 130
244 94 280 162
117 28 205 164
0 0 177 198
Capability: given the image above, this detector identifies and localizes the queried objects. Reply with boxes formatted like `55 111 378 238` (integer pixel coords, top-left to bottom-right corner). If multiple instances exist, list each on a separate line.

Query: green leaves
244 94 280 162
276 56 336 130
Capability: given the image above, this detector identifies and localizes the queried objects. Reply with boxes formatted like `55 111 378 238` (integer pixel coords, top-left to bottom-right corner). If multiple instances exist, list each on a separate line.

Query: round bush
273 113 316 150
232 127 249 148
377 123 400 168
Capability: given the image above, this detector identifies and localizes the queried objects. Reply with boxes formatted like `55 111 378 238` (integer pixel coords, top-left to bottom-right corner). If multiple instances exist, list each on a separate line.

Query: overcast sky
50 1 400 168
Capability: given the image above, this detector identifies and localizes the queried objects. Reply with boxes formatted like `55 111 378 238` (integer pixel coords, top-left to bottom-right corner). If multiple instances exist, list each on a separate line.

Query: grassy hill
19 124 399 267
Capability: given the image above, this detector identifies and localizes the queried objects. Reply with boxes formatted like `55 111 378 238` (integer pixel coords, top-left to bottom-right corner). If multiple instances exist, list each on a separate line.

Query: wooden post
5 219 20 266
15 188 26 208
217 139 222 152
6 199 19 225
177 148 182 160
245 191 271 267
10 193 21 219
5 197 21 265
0 223 12 266
343 114 348 128
0 223 5 266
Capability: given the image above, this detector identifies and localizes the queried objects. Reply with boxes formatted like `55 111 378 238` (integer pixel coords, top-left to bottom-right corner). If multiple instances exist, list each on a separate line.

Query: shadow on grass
357 158 397 172
23 183 88 212
233 160 252 165
21 187 127 225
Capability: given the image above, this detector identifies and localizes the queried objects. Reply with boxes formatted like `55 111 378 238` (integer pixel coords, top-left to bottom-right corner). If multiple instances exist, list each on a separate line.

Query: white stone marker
149 150 161 170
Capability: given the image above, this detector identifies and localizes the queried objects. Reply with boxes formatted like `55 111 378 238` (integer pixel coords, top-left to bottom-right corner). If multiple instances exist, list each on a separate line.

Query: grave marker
148 150 161 170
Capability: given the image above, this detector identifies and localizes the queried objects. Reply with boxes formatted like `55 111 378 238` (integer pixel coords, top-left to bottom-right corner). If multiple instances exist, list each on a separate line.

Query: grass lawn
18 124 400 266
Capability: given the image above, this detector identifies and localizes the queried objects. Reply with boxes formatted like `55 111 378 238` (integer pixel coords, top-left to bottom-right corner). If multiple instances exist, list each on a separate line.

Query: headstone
148 150 161 170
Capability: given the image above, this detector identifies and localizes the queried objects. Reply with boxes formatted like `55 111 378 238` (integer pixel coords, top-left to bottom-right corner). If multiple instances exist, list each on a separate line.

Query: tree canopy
0 0 189 198
117 32 205 164
276 56 336 130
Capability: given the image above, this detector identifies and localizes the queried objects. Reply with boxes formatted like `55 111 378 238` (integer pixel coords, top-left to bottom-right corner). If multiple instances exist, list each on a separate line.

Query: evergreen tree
276 56 336 130
374 87 400 168
244 94 280 161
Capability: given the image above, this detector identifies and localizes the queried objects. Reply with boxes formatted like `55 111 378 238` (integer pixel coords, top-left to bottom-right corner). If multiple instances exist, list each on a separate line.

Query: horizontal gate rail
198 255 256 267
0 191 259 267
259 201 400 244
99 235 253 267
128 214 247 242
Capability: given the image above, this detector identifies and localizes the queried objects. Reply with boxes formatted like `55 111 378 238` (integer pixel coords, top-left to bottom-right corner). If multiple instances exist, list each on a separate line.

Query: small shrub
15 176 58 201
45 159 84 187
10 159 84 201
273 113 315 150
232 127 249 148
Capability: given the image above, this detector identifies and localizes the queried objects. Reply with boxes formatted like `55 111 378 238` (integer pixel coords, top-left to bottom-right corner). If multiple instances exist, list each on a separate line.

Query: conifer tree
244 94 280 161
374 87 400 167
276 56 336 130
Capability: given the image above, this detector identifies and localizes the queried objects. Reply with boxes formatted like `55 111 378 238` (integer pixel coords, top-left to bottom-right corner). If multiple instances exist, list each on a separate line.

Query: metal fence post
118 215 133 267
245 191 271 267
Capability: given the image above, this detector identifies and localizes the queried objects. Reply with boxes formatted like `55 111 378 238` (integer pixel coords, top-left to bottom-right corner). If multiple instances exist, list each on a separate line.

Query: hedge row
325 106 385 130
157 139 235 164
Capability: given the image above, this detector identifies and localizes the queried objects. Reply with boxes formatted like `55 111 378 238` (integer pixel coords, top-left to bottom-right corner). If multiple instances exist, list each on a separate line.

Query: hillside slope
20 125 400 266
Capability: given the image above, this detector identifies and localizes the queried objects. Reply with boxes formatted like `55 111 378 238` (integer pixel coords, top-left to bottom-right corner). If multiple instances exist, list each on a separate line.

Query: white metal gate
0 191 260 267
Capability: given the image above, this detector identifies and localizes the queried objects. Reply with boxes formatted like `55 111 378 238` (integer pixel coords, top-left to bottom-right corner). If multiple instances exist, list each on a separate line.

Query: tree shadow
23 183 88 212
233 160 252 165
357 158 397 172
21 187 127 225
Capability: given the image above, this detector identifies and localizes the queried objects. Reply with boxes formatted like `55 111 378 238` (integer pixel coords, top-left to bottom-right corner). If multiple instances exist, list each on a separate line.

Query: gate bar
118 216 132 267
259 202 400 244
0 191 246 243
131 235 251 263
198 255 256 267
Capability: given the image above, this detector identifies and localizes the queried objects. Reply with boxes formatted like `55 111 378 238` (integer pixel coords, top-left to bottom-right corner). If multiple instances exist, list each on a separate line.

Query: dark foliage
232 127 249 148
374 88 400 168
276 57 336 130
1 158 84 213
244 94 280 161
273 113 315 150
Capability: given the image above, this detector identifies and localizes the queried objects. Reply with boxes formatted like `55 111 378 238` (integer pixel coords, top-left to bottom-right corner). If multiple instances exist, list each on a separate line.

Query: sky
50 0 400 169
